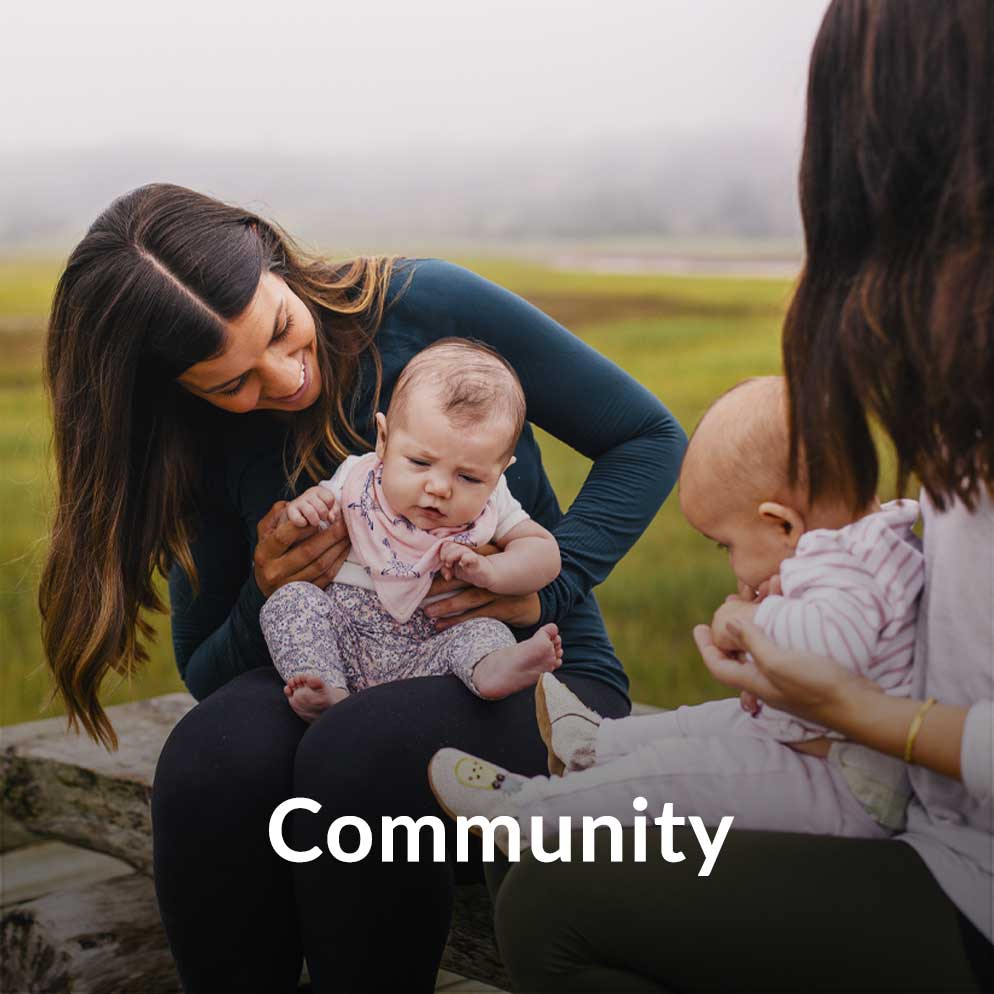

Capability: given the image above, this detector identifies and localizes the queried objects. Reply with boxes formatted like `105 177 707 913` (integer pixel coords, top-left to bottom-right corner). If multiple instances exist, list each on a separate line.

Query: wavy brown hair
40 183 398 748
783 0 994 512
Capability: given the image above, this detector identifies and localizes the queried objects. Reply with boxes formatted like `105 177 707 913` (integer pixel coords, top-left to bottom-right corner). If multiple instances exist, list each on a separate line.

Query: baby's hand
438 541 497 589
280 485 338 531
711 595 759 653
754 574 782 602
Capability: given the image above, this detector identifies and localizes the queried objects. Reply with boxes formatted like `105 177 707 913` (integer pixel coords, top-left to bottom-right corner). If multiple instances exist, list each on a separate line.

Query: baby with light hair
260 338 563 721
429 375 922 844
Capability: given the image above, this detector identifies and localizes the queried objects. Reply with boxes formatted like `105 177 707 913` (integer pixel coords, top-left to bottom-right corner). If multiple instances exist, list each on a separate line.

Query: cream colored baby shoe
535 672 602 775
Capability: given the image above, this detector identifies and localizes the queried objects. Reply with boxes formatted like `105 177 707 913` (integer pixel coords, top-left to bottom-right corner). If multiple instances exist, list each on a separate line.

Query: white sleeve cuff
319 454 361 503
491 474 530 541
961 700 994 802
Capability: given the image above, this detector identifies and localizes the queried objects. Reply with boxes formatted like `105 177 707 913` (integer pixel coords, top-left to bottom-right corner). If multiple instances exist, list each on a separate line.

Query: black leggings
151 667 629 993
492 826 994 993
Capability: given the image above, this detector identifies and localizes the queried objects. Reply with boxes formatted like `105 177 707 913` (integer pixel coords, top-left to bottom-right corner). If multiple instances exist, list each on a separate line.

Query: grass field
0 254 798 727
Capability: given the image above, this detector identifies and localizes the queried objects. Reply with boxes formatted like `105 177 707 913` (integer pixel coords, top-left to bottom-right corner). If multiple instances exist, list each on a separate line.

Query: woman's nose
262 353 302 401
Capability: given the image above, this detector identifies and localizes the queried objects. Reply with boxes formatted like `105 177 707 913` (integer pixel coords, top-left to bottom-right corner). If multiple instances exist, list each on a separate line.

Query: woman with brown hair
39 183 686 992
491 1 992 990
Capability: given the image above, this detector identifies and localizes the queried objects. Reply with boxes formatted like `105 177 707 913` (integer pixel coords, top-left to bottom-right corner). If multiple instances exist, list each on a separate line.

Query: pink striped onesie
504 500 924 840
751 499 922 741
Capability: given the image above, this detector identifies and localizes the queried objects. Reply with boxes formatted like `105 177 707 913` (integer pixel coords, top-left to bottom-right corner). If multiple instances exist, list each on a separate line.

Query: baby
259 338 563 722
429 376 922 844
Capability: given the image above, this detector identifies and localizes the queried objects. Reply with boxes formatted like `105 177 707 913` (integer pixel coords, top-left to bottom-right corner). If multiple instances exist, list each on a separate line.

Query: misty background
3 0 830 261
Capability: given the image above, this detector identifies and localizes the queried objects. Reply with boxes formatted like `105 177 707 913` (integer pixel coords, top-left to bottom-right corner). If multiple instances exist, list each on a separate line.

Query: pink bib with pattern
339 452 498 622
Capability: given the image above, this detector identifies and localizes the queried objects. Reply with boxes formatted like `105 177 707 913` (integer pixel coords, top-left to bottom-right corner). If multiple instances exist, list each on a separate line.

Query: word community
270 796 734 877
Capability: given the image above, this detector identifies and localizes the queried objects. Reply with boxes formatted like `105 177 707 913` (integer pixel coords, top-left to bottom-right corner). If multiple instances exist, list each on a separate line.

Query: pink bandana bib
339 452 498 622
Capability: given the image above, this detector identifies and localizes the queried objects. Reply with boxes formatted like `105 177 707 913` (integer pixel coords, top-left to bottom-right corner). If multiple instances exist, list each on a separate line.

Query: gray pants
259 581 515 697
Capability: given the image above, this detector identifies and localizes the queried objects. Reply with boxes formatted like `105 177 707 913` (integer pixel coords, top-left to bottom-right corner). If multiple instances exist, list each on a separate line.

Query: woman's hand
693 618 882 729
423 543 542 630
253 500 351 598
695 618 970 780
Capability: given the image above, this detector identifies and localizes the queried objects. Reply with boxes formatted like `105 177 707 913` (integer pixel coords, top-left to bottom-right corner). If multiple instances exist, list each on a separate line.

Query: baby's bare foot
284 674 349 722
472 624 563 699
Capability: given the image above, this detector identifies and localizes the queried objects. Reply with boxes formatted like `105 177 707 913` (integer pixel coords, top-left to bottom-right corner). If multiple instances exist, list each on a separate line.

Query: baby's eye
408 458 429 467
459 475 482 484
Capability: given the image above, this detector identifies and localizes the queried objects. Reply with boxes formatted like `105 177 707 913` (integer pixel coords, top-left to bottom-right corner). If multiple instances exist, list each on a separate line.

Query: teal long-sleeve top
169 260 687 702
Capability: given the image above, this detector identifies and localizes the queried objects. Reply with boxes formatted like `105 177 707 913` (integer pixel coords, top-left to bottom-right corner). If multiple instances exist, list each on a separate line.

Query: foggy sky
6 1 830 156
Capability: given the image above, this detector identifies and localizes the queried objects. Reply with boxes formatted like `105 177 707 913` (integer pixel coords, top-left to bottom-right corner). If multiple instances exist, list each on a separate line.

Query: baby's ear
758 501 805 550
374 412 388 459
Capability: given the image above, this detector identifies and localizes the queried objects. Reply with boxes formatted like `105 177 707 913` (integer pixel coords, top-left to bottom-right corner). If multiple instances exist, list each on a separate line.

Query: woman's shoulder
386 258 516 324
390 257 489 296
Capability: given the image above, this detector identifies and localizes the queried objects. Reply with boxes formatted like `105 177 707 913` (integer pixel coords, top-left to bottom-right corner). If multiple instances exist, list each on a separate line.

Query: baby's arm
439 520 561 595
278 484 339 531
746 583 888 744
754 587 881 675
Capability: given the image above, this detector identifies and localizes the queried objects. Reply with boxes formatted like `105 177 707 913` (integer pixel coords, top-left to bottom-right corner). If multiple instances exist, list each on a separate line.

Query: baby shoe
428 748 528 854
535 672 602 775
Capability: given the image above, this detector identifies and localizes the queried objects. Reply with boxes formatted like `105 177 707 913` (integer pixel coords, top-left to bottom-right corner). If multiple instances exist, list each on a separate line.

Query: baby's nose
426 476 451 498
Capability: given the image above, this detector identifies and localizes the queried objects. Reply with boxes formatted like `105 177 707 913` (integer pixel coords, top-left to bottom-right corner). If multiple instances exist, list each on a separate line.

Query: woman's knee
292 677 472 811
153 668 304 817
294 685 417 786
495 856 585 989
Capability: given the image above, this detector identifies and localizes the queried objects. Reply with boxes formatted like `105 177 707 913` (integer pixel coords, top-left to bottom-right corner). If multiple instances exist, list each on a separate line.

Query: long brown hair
40 183 398 748
783 0 994 512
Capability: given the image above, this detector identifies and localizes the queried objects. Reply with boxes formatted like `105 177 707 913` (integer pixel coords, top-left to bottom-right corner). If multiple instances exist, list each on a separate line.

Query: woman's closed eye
220 375 248 397
273 312 293 343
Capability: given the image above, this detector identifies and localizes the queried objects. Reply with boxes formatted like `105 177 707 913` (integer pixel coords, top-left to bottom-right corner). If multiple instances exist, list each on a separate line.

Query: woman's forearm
538 416 686 622
822 684 967 780
694 621 978 786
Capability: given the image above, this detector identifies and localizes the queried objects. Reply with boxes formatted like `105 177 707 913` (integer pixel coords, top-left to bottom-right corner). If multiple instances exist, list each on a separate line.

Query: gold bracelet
904 697 937 764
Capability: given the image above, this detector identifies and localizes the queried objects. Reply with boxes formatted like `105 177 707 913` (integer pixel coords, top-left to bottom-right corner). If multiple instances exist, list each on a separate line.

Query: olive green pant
488 828 992 993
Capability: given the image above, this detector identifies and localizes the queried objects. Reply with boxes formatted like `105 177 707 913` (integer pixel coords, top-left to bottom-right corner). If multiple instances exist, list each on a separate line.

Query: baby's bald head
679 376 803 519
388 337 526 462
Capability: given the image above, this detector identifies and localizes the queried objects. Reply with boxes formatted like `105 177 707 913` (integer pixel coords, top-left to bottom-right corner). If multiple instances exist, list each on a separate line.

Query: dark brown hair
40 183 397 748
783 0 994 512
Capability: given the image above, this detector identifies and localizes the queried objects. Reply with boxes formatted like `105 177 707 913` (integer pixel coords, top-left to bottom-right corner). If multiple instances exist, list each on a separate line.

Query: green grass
1 256 798 726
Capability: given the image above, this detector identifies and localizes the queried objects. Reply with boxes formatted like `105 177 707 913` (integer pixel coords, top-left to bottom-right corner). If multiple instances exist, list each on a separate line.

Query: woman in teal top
40 186 685 993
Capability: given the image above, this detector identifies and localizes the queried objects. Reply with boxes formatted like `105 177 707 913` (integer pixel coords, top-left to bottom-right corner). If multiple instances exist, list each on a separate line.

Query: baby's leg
597 697 763 763
507 732 889 842
259 581 350 722
539 681 757 773
420 618 563 699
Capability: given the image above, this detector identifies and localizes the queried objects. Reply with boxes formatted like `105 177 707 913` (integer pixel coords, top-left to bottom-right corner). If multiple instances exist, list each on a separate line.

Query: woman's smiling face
177 271 321 413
